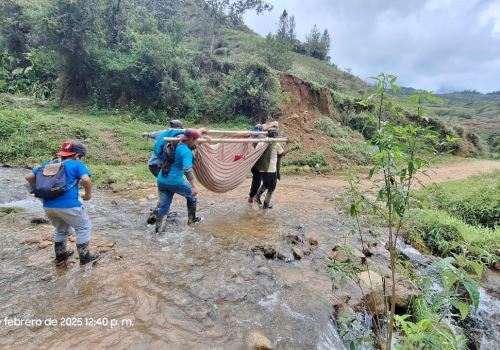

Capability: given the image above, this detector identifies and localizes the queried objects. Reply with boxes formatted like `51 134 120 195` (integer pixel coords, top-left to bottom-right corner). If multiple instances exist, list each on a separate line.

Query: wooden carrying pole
171 129 267 135
163 137 288 143
205 130 267 135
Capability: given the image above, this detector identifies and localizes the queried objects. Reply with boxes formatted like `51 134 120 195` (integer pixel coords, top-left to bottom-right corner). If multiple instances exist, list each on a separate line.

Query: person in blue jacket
25 141 99 266
142 119 184 177
156 129 204 233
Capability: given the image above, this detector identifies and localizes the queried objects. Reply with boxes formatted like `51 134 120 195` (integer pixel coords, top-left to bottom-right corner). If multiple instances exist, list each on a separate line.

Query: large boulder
353 270 421 315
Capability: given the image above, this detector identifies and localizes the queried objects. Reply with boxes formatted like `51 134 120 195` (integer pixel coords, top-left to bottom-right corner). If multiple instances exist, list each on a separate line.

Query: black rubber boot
147 207 159 225
262 191 273 209
187 201 203 225
54 241 74 266
156 213 168 233
253 186 265 205
76 242 100 265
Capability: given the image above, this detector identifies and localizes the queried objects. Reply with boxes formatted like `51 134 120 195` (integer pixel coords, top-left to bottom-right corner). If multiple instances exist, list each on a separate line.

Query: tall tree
204 0 273 55
276 9 288 41
305 24 321 59
320 29 331 60
288 15 296 43
305 25 330 60
42 0 98 102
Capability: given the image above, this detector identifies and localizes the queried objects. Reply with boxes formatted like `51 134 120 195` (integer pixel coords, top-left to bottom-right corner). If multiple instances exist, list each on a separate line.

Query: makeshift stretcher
163 136 288 193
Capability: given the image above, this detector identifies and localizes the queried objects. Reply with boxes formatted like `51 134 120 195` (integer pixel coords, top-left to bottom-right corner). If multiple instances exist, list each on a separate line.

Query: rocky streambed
0 166 498 349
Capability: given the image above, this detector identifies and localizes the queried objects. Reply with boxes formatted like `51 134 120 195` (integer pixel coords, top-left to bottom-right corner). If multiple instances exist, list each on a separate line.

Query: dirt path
134 159 500 207
275 158 500 200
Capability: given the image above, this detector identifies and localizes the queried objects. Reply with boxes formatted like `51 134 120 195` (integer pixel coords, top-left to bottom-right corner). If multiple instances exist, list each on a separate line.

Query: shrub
314 118 347 138
332 138 371 165
210 60 281 122
260 34 292 71
284 151 326 168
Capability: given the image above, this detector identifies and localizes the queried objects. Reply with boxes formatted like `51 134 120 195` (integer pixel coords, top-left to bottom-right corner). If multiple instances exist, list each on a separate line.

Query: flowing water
397 241 500 349
0 168 347 349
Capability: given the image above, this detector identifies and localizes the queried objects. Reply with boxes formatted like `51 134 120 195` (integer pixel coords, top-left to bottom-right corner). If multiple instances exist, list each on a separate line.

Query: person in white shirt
252 128 287 209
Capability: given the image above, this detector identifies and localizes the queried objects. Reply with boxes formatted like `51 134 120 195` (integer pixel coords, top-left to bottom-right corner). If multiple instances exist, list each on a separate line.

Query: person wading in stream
25 141 100 266
142 120 185 224
252 128 287 209
156 129 204 233
248 123 265 203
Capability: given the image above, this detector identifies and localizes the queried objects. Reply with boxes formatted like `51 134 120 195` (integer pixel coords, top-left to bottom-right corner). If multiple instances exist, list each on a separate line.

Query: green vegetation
406 209 499 262
283 151 327 168
414 173 499 229
399 89 500 157
314 117 372 165
406 173 500 264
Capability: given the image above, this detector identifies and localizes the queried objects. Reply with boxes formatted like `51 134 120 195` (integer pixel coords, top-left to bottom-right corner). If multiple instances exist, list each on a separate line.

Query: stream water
2 166 498 349
0 168 347 349
397 242 500 349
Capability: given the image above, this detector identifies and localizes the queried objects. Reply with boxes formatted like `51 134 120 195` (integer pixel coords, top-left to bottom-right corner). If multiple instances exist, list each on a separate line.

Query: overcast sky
243 0 500 93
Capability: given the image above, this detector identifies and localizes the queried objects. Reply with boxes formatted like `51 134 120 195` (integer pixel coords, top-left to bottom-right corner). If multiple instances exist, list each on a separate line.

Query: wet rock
23 238 41 245
484 271 500 298
308 236 319 247
97 241 116 248
354 270 420 315
30 218 49 225
292 247 303 260
252 245 276 259
262 245 276 259
38 241 52 249
276 251 294 262
246 330 273 350
329 246 366 265
287 234 303 245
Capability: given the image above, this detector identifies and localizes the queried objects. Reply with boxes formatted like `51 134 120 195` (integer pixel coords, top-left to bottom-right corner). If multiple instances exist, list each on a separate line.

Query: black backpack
33 159 77 199
160 141 178 177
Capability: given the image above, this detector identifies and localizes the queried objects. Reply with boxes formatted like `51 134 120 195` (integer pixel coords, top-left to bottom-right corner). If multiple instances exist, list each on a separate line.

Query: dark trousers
260 172 278 193
249 166 262 197
149 164 161 177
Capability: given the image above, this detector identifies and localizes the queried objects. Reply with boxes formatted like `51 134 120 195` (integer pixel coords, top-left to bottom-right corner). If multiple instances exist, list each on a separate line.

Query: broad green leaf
463 278 480 310
441 268 457 290
452 300 470 320
468 261 484 278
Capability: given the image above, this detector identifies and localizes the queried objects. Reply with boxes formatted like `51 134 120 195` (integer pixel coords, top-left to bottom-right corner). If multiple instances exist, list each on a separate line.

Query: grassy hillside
0 0 493 171
0 94 252 187
429 92 500 148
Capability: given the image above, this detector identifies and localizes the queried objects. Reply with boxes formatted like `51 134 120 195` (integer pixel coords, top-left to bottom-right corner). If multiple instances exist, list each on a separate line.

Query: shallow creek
0 168 348 349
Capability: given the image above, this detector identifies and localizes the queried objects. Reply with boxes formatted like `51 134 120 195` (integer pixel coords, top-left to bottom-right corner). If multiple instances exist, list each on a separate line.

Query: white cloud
479 1 500 34
244 0 500 92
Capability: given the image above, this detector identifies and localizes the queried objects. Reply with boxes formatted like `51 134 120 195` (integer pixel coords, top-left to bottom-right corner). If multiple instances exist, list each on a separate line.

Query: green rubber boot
76 242 100 265
54 241 74 266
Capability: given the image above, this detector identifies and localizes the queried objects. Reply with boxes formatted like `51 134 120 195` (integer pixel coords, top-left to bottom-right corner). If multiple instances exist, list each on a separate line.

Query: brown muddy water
0 168 350 349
